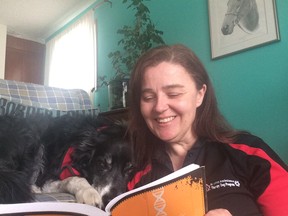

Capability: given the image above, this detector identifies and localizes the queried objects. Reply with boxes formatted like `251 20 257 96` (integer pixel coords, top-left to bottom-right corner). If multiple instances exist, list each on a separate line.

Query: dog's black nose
102 194 113 208
102 187 123 208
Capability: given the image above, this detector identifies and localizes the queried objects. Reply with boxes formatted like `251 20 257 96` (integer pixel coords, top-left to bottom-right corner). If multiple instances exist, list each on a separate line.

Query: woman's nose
154 95 169 113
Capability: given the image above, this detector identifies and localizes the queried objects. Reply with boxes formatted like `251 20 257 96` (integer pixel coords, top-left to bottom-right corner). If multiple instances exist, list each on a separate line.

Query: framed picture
208 0 280 59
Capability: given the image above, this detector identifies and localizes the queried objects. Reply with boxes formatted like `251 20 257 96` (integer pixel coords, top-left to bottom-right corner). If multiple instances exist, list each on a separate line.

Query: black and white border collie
0 114 133 209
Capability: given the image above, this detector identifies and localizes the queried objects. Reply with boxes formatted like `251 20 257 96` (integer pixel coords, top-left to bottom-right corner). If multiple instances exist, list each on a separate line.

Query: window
45 10 96 94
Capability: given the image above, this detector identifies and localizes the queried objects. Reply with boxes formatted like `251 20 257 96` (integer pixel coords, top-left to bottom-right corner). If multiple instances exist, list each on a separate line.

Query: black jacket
128 134 288 216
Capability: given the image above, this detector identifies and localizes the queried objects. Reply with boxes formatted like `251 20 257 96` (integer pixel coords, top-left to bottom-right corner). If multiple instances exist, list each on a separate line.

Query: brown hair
128 44 240 169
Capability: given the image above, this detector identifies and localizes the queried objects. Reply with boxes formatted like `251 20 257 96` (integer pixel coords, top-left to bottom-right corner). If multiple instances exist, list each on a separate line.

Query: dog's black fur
0 114 133 208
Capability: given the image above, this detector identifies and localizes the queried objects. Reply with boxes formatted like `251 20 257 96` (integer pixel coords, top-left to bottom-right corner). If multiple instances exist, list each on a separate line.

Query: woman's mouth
156 116 175 123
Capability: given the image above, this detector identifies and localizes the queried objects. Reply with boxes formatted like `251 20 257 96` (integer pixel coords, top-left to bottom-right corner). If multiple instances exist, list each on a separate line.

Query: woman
127 44 288 216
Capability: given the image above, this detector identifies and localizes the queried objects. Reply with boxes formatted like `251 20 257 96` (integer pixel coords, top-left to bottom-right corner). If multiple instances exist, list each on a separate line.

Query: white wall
0 24 7 79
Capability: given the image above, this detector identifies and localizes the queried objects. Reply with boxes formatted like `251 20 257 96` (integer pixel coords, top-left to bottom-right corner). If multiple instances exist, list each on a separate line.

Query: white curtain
45 10 97 93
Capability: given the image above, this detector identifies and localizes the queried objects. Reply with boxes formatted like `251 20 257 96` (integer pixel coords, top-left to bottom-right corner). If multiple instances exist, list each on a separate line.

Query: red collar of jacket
60 147 81 180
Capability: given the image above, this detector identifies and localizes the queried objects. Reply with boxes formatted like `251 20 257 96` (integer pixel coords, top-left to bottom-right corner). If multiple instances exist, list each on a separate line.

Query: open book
0 164 207 216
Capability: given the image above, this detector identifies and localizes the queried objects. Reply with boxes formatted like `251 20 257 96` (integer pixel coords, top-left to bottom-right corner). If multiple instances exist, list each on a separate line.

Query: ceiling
0 0 97 43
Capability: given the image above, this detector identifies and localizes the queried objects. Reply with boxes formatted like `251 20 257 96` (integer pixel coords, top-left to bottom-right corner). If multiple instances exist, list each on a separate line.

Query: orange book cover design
111 168 206 216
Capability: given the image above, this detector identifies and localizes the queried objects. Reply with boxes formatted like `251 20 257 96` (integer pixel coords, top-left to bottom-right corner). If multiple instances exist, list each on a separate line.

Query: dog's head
71 117 133 207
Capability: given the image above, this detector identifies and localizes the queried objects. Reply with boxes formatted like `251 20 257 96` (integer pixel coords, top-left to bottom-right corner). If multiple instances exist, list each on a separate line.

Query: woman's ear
196 84 207 107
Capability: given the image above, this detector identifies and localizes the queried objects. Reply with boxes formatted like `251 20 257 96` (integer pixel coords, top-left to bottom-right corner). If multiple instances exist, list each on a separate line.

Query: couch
0 78 99 202
0 78 99 117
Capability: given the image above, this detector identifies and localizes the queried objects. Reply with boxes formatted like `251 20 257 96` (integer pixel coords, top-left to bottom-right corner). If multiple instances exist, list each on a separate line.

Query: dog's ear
99 120 129 140
69 123 114 175
70 117 130 176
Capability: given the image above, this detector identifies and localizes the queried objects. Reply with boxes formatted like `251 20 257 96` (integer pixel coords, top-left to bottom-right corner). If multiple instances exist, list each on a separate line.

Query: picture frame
208 0 280 59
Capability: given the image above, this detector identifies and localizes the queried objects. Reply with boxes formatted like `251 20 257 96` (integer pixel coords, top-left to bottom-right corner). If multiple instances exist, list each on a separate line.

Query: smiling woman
127 44 288 216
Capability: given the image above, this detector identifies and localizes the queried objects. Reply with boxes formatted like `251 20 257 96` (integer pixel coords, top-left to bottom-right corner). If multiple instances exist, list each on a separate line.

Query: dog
0 114 133 209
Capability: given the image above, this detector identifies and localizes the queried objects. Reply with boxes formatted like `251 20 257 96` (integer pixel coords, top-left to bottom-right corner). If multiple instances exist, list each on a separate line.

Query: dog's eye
96 161 105 169
123 162 134 176
95 158 111 172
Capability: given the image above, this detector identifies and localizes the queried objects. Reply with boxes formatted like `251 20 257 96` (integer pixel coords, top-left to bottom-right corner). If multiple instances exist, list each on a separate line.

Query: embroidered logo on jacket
206 179 240 192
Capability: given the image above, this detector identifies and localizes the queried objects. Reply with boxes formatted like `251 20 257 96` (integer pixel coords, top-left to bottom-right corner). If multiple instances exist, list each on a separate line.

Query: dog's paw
75 187 103 208
31 185 42 193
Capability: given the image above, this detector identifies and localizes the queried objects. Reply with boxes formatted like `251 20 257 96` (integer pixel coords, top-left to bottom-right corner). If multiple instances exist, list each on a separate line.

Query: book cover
107 164 207 216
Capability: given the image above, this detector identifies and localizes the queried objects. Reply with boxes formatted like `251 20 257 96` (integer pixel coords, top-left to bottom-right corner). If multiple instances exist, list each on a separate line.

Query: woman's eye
167 92 181 98
142 94 155 102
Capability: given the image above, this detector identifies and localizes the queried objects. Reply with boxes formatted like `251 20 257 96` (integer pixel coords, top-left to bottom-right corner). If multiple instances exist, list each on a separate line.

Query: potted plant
104 0 165 110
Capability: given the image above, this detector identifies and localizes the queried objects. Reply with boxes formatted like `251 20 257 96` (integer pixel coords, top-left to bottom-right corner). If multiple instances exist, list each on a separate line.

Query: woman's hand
205 208 232 216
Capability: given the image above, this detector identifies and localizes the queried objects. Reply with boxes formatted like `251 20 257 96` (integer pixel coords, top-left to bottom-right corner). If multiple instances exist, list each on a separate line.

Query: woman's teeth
157 116 175 123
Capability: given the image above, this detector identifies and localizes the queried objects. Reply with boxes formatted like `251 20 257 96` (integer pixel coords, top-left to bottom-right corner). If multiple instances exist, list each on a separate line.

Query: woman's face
140 62 206 145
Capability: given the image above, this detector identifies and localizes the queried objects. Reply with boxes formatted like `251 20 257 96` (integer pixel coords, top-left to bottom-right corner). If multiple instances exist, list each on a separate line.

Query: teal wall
94 1 133 111
94 0 288 163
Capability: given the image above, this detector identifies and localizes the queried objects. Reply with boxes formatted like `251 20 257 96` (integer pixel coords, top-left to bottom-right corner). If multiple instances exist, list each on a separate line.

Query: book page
106 164 206 216
0 202 108 216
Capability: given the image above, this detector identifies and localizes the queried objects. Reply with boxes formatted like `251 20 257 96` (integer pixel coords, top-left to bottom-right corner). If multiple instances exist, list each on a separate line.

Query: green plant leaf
103 0 165 86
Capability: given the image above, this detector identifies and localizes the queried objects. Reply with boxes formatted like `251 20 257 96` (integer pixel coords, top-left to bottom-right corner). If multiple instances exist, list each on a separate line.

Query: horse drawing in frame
221 0 259 35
